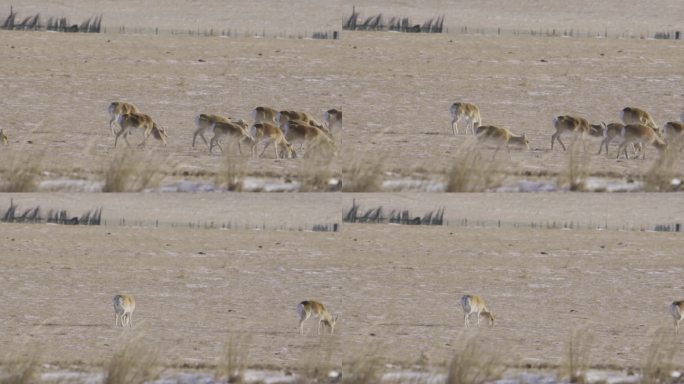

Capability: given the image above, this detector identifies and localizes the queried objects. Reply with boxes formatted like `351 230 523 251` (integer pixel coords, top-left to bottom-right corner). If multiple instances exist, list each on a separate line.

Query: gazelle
0 129 7 146
114 112 167 148
671 301 684 335
551 115 592 151
449 102 481 135
597 122 624 155
113 294 136 327
475 125 530 158
108 102 140 136
284 119 336 156
250 122 296 159
251 106 279 125
209 120 254 154
620 107 659 133
324 109 342 133
616 124 667 159
193 114 246 149
663 121 684 139
277 110 329 134
297 300 338 335
461 294 494 328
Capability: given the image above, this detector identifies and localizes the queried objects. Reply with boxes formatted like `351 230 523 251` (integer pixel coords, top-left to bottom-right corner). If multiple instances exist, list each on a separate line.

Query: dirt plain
1 0 684 381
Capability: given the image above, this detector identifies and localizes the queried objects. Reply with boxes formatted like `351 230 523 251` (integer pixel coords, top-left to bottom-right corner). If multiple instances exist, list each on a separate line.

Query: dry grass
340 344 383 384
0 348 39 384
215 155 247 191
0 148 45 192
342 151 384 192
558 142 590 191
297 338 338 383
216 335 250 383
445 140 504 192
102 149 167 192
562 328 594 383
445 334 504 384
296 151 338 192
640 327 677 383
643 139 684 192
104 334 161 384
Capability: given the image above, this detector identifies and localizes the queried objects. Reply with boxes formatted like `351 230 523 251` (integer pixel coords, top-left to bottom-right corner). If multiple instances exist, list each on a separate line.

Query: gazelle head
152 125 168 146
483 311 495 326
324 314 338 334
589 123 606 138
282 142 296 159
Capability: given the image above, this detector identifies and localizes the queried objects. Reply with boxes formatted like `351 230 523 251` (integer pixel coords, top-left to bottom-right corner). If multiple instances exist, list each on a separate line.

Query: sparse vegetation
342 152 384 192
215 155 247 192
446 334 504 384
341 345 383 384
559 142 590 191
104 336 161 384
297 150 338 192
1 349 39 384
641 328 677 383
562 328 593 383
0 149 45 192
643 139 684 192
102 149 166 192
445 140 504 192
216 336 250 383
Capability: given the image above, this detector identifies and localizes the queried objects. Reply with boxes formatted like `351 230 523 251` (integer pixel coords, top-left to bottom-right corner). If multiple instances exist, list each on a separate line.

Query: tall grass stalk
445 140 504 192
104 335 161 384
641 327 677 383
102 149 166 192
215 155 247 191
562 328 593 383
559 142 590 191
0 148 45 192
216 335 250 383
644 138 683 191
446 334 504 384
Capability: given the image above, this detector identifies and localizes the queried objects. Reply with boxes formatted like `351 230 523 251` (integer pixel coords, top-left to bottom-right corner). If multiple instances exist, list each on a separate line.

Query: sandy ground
1 193 683 376
1 2 683 189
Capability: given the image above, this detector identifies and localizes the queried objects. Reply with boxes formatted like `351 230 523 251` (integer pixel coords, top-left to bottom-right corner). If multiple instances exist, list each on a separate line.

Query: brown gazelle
250 122 296 159
113 294 136 327
251 106 279 125
114 112 167 148
209 120 254 154
277 110 329 136
324 109 342 134
617 124 667 159
297 300 338 335
597 122 625 155
449 102 481 135
620 107 659 132
475 125 530 158
671 301 684 335
663 121 684 139
193 114 245 149
284 119 336 156
0 129 8 146
551 115 592 151
461 294 494 328
108 102 140 136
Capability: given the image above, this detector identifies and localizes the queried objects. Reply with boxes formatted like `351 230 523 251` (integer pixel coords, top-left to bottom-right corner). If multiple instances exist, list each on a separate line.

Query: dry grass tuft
641 327 677 383
298 337 338 383
340 344 383 384
216 335 250 383
558 142 590 191
297 151 338 192
1 348 39 384
0 148 45 192
445 140 504 192
215 155 247 191
446 334 504 384
342 151 384 192
562 328 593 383
643 139 684 191
102 149 167 192
104 335 161 384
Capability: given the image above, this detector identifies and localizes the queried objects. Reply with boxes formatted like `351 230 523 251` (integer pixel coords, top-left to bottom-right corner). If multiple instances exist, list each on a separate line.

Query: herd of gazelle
111 293 684 336
450 102 684 159
106 101 341 158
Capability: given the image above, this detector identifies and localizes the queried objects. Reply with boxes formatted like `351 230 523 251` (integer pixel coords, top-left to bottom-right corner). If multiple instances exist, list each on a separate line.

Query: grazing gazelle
113 294 136 327
209 120 254 154
620 107 659 132
250 122 296 159
449 102 481 135
0 129 8 146
193 114 246 149
284 119 336 156
297 300 338 335
475 125 530 158
663 121 684 139
461 294 495 328
277 110 329 134
251 106 279 125
551 115 592 151
108 102 140 136
324 109 342 133
671 301 684 335
114 112 168 148
616 124 667 159
461 295 494 328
